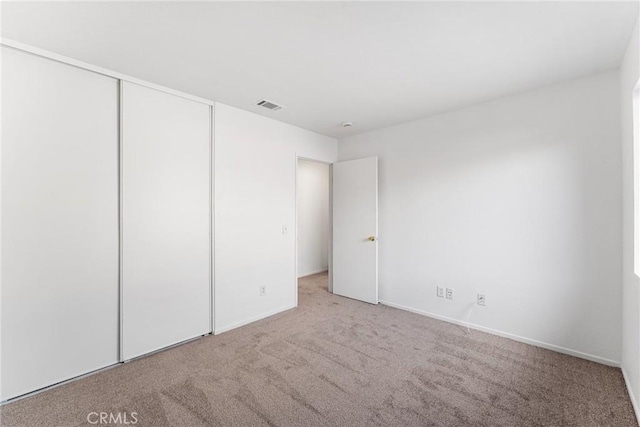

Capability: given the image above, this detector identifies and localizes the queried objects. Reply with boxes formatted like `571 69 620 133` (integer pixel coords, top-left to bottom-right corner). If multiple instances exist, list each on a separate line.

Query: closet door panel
1 47 119 400
122 82 210 360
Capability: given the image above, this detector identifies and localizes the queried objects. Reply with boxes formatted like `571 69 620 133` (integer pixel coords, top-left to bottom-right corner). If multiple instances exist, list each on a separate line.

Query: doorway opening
296 158 331 303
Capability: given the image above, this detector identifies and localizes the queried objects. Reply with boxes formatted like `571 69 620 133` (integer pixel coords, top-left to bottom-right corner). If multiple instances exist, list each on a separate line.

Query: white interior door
121 82 211 360
332 157 378 304
1 47 119 400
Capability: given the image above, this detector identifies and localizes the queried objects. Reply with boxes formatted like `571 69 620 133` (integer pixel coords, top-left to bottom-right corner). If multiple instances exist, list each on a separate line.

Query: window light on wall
634 80 640 277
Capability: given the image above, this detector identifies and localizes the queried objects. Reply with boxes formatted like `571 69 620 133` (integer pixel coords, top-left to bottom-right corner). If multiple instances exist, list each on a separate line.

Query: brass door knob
368 236 376 241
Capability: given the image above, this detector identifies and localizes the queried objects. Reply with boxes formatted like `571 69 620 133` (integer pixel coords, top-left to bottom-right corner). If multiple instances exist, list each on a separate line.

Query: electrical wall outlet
446 288 454 300
260 285 266 296
437 286 445 298
477 294 486 306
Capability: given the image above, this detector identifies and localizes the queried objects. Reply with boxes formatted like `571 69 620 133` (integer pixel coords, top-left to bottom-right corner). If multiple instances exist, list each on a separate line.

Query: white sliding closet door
122 82 211 360
1 47 119 400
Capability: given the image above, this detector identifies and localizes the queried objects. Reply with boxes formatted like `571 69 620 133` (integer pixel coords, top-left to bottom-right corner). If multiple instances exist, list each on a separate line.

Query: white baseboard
298 269 328 278
379 299 620 367
214 304 297 335
622 367 640 422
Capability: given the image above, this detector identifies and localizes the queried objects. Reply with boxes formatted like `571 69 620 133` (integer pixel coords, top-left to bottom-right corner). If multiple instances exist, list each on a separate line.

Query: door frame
294 155 333 307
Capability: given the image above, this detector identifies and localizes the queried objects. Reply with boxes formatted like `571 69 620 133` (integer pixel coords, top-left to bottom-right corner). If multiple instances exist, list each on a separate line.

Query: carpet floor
0 272 637 426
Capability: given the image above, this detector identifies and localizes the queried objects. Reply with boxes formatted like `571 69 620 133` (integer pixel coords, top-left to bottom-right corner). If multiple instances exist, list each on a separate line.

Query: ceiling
1 1 638 138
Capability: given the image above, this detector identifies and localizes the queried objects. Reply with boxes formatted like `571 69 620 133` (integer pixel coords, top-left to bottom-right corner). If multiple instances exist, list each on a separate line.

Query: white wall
621 15 640 417
297 160 330 277
338 71 622 364
214 103 337 333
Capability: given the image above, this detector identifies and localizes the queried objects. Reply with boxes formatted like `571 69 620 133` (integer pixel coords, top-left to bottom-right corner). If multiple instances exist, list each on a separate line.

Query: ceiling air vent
256 99 284 111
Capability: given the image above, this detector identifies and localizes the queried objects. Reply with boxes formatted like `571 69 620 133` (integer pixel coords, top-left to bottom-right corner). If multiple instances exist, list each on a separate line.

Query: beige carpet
0 272 637 426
